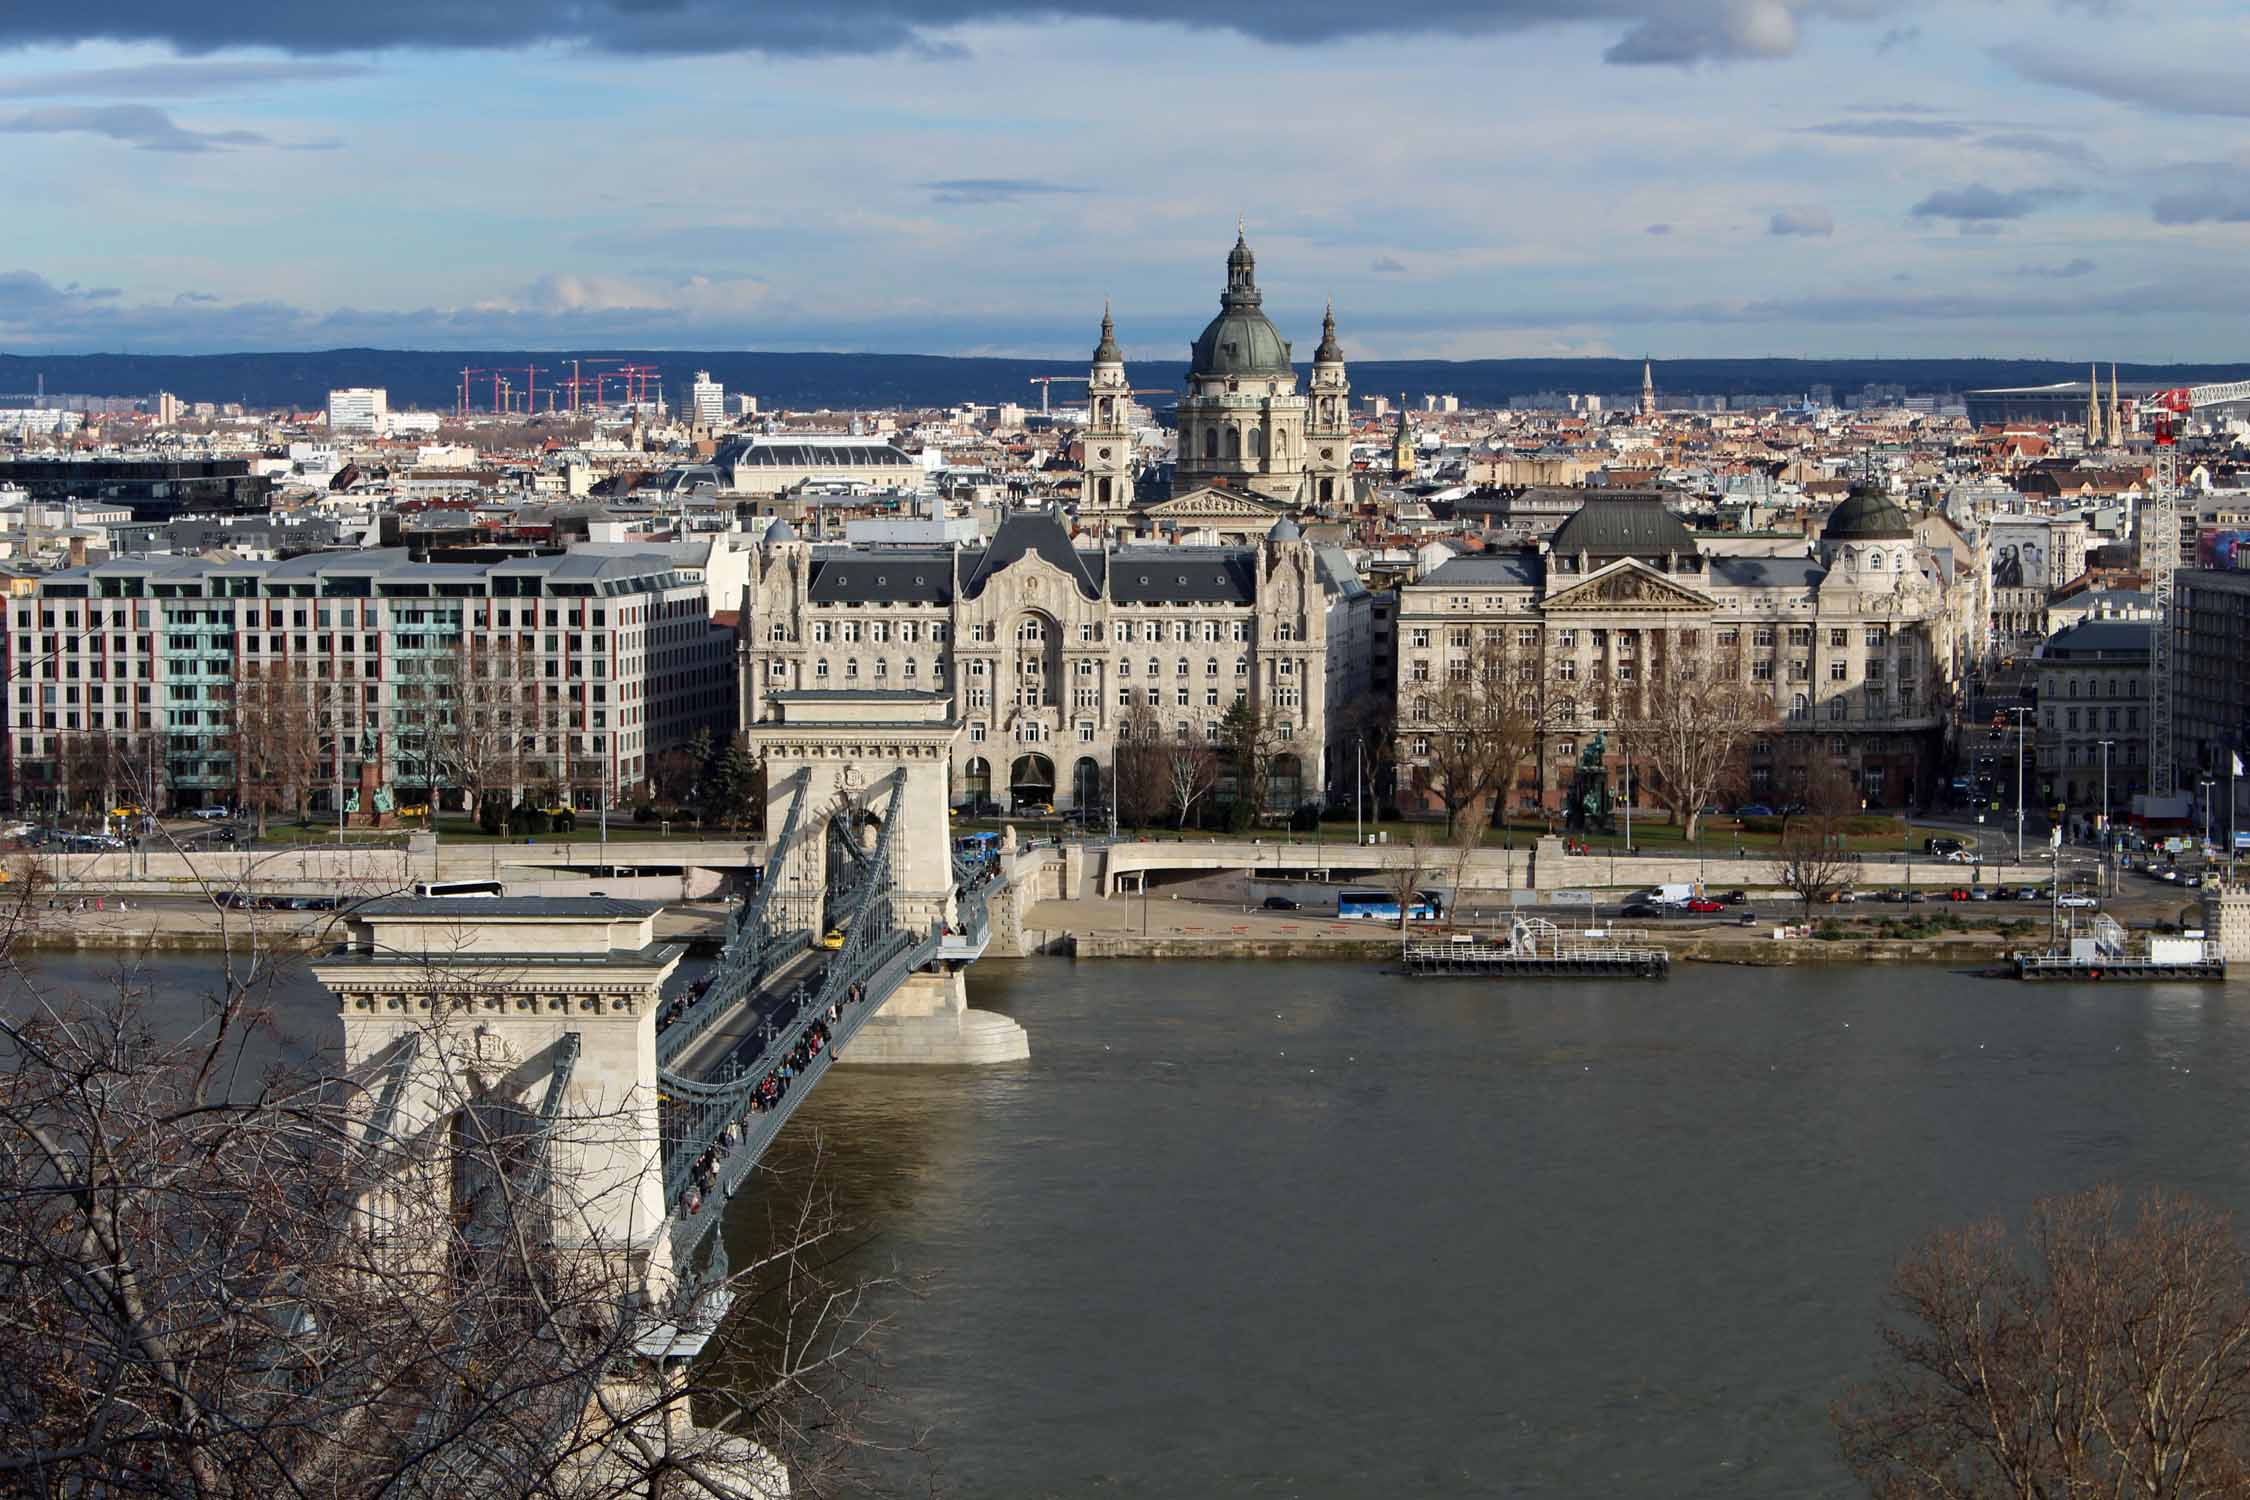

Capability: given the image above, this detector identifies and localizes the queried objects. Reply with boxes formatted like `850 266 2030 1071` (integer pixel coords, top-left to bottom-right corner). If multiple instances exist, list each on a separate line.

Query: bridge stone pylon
746 688 1028 1065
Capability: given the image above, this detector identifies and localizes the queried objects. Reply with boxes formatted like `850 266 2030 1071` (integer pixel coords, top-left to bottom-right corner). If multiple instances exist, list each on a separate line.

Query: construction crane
1028 375 1089 415
457 368 491 419
2140 378 2250 798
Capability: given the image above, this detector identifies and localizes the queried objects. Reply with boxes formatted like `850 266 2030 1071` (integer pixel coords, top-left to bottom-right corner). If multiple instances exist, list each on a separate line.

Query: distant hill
4 349 2246 415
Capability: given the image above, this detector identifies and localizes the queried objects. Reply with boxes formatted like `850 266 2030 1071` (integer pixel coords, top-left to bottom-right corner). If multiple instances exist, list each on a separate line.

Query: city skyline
4 0 2249 358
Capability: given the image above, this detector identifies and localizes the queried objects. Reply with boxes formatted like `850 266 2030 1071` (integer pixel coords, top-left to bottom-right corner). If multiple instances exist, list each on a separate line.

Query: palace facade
1394 487 1966 815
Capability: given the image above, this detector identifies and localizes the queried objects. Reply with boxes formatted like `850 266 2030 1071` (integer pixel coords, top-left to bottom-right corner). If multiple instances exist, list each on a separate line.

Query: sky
2 0 2249 361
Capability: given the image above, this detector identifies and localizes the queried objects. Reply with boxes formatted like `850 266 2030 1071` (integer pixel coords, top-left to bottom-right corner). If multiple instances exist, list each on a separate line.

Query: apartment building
5 548 735 816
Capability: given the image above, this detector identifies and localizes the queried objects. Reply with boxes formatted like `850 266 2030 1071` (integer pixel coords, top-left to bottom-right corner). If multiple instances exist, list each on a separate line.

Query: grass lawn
1014 813 1971 857
245 817 752 847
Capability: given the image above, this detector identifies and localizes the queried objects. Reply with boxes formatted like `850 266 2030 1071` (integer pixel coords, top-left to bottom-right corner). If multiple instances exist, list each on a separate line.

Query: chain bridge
314 689 1027 1321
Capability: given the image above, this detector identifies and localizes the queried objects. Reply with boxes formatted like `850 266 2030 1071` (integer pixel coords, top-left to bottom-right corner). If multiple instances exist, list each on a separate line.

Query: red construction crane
514 366 548 416
458 367 491 419
567 357 625 415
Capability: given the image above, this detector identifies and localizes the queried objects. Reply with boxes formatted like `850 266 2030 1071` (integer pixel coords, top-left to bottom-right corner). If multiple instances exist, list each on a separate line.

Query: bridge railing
664 922 939 1273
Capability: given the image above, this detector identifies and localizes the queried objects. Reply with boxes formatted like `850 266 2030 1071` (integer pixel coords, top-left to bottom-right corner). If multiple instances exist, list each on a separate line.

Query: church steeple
1313 299 1344 366
1392 395 1415 479
2107 363 2122 447
1640 357 1656 419
1092 299 1123 366
1224 218 1261 307
2087 363 2102 446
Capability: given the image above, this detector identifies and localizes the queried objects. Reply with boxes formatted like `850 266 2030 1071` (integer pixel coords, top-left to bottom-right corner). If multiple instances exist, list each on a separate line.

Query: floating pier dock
1403 916 1670 979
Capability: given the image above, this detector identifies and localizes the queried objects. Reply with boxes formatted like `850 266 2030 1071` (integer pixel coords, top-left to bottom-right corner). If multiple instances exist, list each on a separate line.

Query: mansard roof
1109 547 1257 606
1547 496 1697 560
964 511 1101 601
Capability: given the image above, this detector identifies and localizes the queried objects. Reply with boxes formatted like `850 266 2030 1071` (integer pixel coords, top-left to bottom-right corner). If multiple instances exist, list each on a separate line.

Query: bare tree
1834 1185 2250 1498
1381 822 1438 934
229 658 323 834
1112 706 1167 832
431 637 532 818
1163 732 1220 830
1402 632 1569 839
1626 630 1777 843
1769 761 1859 914
0 916 924 1498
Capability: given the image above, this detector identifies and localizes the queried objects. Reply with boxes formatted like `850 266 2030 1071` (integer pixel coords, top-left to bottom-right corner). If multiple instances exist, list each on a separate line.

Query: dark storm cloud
922 178 1087 205
0 104 268 151
0 1 1893 65
1910 184 2071 222
0 59 371 97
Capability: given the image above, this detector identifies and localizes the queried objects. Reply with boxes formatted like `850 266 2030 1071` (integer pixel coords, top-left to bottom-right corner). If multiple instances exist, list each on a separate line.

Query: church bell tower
1081 302 1134 519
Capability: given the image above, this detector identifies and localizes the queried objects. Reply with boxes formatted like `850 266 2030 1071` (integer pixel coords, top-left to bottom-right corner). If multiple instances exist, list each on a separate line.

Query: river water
29 950 2250 1497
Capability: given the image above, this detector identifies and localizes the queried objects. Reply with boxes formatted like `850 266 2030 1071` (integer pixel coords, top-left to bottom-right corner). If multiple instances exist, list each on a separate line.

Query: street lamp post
2097 739 2114 895
2010 706 2034 862
2200 777 2215 863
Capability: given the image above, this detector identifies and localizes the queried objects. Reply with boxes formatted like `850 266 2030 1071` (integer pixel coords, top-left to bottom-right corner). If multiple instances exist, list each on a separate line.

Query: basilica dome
1190 231 1294 378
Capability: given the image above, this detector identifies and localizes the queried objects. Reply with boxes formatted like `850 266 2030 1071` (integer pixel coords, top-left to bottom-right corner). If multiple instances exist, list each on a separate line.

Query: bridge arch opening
1072 755 1101 810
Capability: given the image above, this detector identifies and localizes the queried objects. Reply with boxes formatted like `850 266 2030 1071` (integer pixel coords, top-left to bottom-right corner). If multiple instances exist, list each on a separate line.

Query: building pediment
1142 487 1285 520
1542 559 1714 612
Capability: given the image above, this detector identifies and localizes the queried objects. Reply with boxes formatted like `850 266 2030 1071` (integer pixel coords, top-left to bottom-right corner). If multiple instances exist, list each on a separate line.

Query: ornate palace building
1079 229 1355 535
1393 486 1965 815
742 509 1371 815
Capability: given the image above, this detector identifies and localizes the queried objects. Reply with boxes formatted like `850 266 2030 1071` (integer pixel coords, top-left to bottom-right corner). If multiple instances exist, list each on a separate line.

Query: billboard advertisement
1990 521 2049 589
2197 527 2250 571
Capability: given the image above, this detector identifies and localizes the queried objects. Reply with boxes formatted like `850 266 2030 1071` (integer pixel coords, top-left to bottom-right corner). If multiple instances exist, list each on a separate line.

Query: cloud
920 177 1087 205
1644 223 1672 236
1768 205 1834 237
1369 255 1407 273
1604 0 1802 63
2013 257 2096 279
1977 131 2095 167
1875 25 1919 51
173 290 222 304
1803 117 1968 141
0 60 371 99
0 0 1876 66
0 104 267 151
2005 46 2250 119
1910 183 2071 221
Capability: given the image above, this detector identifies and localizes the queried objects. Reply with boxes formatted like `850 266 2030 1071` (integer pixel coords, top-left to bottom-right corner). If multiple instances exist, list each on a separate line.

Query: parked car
1013 800 1055 817
1823 889 1860 904
1924 837 1965 855
1684 897 1725 914
2058 894 2100 909
1716 889 1749 905
1261 895 1300 911
2017 886 2048 901
1619 901 1665 919
1944 888 1974 901
1970 887 1994 901
188 806 231 821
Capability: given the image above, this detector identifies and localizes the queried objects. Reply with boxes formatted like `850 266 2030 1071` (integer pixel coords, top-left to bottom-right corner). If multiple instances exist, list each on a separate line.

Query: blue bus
1336 888 1443 922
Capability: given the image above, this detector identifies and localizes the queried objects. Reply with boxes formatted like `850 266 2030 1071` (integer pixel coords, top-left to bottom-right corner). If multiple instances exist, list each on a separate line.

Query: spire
2088 363 2102 445
1313 298 1344 364
1092 299 1123 366
1640 357 1656 418
2108 362 2122 447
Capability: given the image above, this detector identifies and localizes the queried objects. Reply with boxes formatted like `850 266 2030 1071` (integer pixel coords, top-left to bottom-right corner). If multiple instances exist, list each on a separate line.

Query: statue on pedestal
1566 732 1613 834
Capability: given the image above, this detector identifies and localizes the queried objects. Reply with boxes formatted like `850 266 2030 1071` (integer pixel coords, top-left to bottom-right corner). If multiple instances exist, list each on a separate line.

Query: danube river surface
29 951 2250 1496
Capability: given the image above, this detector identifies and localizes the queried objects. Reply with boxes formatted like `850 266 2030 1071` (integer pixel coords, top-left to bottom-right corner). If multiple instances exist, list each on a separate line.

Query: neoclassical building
742 510 1370 814
1079 230 1354 530
1394 487 1965 815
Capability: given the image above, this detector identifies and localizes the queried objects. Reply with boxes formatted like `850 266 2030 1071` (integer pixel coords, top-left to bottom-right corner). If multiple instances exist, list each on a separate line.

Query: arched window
1248 428 1264 460
1017 618 1044 643
1320 478 1333 504
1203 428 1218 460
1097 476 1112 506
1225 428 1241 460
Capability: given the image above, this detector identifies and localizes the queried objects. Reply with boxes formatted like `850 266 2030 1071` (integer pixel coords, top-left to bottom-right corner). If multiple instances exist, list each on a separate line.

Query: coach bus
1335 888 1443 922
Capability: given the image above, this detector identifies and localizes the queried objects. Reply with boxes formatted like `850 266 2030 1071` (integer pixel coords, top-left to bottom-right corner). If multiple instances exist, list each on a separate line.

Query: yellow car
820 929 845 950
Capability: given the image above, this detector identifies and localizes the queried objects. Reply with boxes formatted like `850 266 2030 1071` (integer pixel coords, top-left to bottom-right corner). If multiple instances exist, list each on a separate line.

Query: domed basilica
1080 228 1354 530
